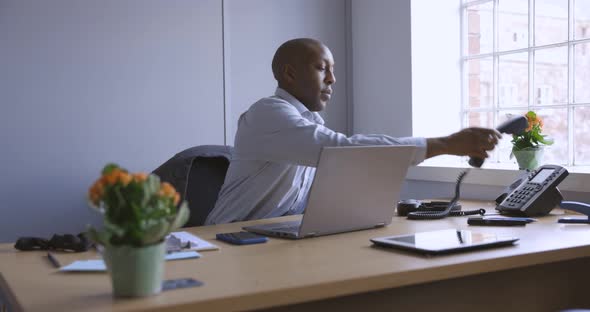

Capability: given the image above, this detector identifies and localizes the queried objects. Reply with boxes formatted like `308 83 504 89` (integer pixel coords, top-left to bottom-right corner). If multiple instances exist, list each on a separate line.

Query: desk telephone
496 164 569 217
399 164 569 220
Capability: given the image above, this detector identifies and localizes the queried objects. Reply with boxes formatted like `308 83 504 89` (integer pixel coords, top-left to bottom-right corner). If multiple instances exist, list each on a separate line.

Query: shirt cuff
404 137 427 165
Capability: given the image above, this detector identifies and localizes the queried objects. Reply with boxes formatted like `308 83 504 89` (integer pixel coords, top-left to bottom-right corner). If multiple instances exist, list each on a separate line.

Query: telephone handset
496 164 569 217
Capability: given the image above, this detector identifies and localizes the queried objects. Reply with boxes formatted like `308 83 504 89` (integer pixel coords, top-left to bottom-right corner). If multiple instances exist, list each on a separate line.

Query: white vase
102 241 166 297
512 147 544 170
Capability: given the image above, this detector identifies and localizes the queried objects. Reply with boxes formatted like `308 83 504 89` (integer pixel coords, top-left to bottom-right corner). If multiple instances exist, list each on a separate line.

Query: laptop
243 145 417 239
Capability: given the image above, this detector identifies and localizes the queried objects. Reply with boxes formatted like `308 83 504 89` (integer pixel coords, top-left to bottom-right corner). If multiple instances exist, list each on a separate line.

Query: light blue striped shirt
205 88 427 225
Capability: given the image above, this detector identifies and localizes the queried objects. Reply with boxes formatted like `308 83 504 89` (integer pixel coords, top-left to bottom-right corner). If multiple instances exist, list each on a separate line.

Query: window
499 83 518 107
462 0 590 166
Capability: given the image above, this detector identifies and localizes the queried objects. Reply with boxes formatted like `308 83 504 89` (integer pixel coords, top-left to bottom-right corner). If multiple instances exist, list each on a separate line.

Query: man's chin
311 102 327 112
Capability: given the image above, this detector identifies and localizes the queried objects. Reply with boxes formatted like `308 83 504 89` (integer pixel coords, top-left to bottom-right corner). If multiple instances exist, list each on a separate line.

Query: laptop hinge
374 222 386 227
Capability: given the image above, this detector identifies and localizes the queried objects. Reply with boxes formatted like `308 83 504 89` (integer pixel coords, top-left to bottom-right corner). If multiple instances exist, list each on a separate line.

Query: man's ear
283 64 296 84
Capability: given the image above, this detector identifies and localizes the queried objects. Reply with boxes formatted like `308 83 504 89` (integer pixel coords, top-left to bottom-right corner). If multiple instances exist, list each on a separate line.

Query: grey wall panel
351 0 413 137
223 0 349 145
0 0 224 242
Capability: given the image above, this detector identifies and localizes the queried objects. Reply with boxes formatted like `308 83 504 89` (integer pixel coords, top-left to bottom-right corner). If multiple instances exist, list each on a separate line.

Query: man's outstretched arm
426 127 502 160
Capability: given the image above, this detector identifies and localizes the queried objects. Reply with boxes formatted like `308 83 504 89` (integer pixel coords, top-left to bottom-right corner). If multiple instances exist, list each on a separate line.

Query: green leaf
103 220 126 237
144 175 160 196
526 111 537 120
538 135 554 145
170 201 190 231
86 226 111 246
141 220 170 245
101 163 120 175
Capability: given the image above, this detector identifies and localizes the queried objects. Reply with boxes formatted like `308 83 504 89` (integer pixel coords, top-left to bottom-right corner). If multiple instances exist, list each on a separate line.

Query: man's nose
325 71 336 84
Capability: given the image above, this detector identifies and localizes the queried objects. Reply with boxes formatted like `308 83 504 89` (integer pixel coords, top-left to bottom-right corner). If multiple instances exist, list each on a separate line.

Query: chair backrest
153 145 233 227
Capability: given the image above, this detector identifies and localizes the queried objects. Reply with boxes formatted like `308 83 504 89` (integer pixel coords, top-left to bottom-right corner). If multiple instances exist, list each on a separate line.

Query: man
205 38 500 225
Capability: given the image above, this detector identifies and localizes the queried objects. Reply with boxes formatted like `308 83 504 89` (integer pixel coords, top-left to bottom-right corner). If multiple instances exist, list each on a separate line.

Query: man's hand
426 127 502 159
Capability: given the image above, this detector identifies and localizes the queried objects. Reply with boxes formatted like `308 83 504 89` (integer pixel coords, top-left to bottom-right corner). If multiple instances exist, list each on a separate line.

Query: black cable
407 169 486 220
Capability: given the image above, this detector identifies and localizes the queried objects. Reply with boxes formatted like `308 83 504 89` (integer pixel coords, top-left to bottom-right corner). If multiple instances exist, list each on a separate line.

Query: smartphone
216 231 268 245
468 217 528 226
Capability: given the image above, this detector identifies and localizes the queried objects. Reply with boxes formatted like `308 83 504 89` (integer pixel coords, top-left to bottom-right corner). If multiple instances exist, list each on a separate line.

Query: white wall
0 0 227 242
0 0 350 243
223 0 349 144
1 0 222 242
350 0 413 137
411 0 462 138
410 0 462 166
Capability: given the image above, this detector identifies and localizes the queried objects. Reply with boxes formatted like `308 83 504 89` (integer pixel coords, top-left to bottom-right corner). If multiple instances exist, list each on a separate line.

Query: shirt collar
274 87 325 125
275 88 308 114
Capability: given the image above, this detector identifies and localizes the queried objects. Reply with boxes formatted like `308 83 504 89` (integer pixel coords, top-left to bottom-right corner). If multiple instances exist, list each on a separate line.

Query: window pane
498 111 528 163
467 58 493 109
574 43 590 103
467 111 494 128
575 0 590 40
499 0 529 51
536 108 568 165
574 106 590 164
466 3 494 55
535 0 568 46
498 53 529 107
534 47 568 105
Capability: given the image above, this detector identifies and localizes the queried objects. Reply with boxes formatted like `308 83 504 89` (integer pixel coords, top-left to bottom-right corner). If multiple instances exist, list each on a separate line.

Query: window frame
461 0 590 167
407 0 590 192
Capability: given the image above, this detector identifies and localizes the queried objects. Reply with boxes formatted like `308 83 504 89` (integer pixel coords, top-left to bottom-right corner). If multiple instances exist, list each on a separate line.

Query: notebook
243 145 417 239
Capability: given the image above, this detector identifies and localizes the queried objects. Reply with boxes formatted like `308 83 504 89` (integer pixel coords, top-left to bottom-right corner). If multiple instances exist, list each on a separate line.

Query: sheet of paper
167 231 219 251
59 251 201 272
60 259 106 272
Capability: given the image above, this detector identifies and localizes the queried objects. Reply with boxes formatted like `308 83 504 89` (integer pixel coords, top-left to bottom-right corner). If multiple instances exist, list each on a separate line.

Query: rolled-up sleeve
235 99 427 167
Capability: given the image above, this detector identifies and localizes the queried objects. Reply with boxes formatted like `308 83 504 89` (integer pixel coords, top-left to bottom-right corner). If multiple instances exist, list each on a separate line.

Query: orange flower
159 182 175 196
103 169 120 185
118 172 132 185
89 192 101 206
103 169 132 186
132 173 148 182
524 111 542 132
88 179 105 205
159 182 180 205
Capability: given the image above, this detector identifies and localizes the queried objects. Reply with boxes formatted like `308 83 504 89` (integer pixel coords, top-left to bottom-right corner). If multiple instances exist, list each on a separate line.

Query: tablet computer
370 229 519 255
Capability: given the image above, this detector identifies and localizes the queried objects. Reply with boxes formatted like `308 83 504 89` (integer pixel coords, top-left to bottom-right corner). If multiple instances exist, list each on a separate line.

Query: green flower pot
513 147 545 171
103 242 166 297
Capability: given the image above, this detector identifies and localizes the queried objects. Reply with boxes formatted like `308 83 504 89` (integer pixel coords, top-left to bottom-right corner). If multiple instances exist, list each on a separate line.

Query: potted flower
511 111 554 170
87 163 189 297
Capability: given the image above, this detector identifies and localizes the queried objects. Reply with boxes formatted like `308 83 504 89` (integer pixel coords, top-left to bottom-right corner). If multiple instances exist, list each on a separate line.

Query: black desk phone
496 164 569 217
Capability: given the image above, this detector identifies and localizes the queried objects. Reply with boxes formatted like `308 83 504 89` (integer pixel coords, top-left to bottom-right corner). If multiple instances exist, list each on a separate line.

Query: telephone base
558 217 590 224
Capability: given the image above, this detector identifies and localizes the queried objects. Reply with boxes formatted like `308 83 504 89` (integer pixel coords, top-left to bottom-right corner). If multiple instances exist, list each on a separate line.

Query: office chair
153 145 233 227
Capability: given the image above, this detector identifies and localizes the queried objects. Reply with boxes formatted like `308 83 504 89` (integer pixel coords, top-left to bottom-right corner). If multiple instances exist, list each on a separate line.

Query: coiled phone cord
407 169 486 220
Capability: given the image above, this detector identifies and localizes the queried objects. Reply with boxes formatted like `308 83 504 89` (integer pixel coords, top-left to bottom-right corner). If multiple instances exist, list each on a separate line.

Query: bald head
272 38 324 84
271 38 336 112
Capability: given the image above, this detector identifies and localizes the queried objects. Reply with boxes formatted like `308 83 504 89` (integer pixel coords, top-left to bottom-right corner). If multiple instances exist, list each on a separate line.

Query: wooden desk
2 200 590 312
